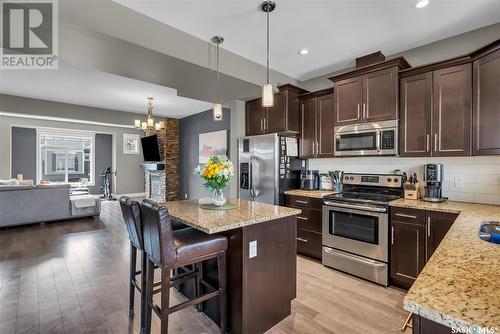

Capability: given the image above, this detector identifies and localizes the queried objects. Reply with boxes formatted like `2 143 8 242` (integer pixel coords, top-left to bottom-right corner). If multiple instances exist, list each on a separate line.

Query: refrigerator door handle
249 156 254 197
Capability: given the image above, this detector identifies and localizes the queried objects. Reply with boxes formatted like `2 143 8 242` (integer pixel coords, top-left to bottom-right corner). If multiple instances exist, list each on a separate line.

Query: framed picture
123 134 140 154
199 130 227 163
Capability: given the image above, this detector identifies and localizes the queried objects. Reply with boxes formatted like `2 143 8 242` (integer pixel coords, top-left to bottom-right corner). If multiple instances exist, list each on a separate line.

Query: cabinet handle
264 117 267 130
357 104 361 119
395 213 417 219
434 134 438 152
295 200 309 204
312 142 315 155
391 226 395 245
426 134 430 152
297 237 309 243
297 216 309 221
316 141 319 155
363 103 367 118
260 118 263 131
427 217 431 237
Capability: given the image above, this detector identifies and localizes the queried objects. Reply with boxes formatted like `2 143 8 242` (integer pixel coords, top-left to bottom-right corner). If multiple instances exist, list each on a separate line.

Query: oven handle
324 247 386 267
324 201 387 213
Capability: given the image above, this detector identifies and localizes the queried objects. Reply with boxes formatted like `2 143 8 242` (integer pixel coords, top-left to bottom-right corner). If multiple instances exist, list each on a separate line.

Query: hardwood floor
0 201 407 334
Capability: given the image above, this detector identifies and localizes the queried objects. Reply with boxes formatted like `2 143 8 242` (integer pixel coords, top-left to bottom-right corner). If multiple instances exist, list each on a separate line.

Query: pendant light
261 0 276 107
134 97 165 132
212 36 224 121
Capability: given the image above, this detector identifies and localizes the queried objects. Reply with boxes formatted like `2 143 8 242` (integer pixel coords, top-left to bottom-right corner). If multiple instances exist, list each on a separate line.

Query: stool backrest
141 201 176 267
119 196 144 250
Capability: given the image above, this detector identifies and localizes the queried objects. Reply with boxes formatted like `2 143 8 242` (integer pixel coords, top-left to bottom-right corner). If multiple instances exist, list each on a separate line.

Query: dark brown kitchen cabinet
390 207 458 289
432 64 472 156
412 314 453 334
399 72 432 157
334 77 363 126
245 84 308 136
390 209 426 290
363 67 398 122
299 92 335 158
399 64 472 157
473 47 500 155
285 195 323 261
330 58 409 127
426 211 458 260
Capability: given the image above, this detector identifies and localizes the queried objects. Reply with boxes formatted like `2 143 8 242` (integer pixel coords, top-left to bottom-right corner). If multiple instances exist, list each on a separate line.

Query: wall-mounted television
141 135 161 162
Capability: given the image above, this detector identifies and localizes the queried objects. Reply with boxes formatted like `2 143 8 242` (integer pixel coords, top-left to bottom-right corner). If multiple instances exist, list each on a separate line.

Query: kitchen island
159 198 301 334
390 199 500 333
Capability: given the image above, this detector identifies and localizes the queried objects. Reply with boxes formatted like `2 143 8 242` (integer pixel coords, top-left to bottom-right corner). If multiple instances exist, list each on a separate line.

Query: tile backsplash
308 156 500 205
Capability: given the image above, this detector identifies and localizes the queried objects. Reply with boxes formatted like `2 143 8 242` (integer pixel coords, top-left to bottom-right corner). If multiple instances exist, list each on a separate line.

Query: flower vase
211 189 226 207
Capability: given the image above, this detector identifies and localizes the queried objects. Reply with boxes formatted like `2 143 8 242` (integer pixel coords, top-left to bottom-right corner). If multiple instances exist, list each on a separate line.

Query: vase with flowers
194 155 234 207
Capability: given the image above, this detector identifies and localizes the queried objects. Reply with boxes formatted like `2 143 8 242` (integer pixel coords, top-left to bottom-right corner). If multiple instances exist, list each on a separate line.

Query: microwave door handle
376 131 382 152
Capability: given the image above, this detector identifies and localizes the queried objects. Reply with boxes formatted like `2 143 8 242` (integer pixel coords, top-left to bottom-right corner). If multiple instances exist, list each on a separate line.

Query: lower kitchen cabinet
412 314 453 334
285 194 323 261
390 207 458 289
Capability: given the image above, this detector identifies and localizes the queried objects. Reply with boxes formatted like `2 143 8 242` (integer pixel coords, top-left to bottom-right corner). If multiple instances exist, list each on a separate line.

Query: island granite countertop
390 199 500 329
159 198 301 234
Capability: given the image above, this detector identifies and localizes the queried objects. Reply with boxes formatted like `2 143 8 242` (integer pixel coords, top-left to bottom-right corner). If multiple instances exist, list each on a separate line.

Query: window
38 130 94 185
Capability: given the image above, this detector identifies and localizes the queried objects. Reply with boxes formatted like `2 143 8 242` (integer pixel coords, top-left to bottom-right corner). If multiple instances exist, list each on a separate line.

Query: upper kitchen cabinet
473 45 500 155
329 58 410 127
432 64 472 157
299 89 335 158
245 84 308 136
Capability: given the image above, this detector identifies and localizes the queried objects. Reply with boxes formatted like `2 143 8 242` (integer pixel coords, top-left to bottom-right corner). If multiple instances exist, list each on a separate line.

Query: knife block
404 182 421 200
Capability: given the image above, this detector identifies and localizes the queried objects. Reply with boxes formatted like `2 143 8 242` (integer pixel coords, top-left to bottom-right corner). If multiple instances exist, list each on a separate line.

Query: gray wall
11 127 36 181
93 133 113 194
179 108 231 199
0 94 145 195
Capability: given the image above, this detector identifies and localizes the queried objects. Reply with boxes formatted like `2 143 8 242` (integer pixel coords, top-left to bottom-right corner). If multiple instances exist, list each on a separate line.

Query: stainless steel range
322 173 403 286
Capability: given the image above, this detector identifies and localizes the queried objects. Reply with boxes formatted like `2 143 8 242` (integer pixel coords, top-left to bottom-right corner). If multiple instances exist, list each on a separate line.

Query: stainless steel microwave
334 120 398 157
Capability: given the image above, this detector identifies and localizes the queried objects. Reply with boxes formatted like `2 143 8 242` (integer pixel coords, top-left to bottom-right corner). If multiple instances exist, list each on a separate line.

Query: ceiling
114 0 500 80
0 63 213 118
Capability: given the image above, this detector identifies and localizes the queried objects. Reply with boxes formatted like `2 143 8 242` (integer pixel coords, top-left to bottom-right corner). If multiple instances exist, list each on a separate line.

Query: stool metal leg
144 258 155 334
129 242 137 317
140 250 148 334
217 252 227 334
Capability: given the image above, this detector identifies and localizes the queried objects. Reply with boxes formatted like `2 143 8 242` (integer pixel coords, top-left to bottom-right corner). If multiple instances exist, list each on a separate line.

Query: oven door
322 203 388 262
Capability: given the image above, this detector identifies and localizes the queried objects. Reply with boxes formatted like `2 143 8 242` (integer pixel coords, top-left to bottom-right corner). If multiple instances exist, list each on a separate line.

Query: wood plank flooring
0 201 408 334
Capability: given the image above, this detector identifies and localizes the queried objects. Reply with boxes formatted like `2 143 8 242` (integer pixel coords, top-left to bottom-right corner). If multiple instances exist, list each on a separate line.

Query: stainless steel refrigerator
238 133 303 205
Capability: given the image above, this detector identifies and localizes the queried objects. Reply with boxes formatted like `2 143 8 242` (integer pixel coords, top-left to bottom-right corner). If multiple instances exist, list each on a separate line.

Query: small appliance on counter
300 170 319 190
423 163 446 203
320 171 343 192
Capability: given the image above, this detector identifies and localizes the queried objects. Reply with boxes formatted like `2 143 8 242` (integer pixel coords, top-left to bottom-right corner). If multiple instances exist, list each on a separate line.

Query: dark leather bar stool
141 202 227 334
119 197 190 333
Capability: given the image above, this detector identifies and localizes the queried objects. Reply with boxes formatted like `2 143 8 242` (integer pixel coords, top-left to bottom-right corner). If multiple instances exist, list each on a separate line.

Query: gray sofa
0 184 101 228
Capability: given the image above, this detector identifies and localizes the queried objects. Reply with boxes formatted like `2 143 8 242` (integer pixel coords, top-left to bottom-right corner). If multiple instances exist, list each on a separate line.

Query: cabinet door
334 77 363 126
317 94 335 157
432 64 472 156
265 92 286 133
390 221 426 290
363 67 398 122
473 48 500 155
400 72 432 157
426 211 458 261
299 98 317 158
246 98 264 136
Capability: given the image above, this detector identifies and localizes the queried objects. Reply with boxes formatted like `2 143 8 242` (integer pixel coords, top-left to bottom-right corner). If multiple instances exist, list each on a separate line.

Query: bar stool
141 202 227 334
119 197 190 333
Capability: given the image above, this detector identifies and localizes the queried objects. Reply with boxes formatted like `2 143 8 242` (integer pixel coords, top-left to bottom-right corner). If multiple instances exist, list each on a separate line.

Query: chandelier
134 97 165 131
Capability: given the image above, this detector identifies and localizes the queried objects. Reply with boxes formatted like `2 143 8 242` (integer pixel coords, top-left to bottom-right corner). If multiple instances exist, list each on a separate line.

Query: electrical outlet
249 240 257 258
454 176 464 188
184 193 188 199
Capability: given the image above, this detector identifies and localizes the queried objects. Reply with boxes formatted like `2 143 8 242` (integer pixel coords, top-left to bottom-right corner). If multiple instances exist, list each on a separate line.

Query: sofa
0 184 101 228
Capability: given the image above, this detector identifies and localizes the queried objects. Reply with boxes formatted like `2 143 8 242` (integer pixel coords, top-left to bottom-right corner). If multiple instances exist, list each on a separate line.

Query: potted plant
194 155 234 206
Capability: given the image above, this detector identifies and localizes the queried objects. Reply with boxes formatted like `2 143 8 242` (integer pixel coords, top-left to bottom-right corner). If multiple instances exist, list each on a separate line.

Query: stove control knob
350 176 354 180
345 176 349 181
387 178 392 183
394 178 399 183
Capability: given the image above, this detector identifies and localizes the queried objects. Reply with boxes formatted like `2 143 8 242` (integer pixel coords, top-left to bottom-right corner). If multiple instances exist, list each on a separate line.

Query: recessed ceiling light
298 48 311 55
416 0 430 8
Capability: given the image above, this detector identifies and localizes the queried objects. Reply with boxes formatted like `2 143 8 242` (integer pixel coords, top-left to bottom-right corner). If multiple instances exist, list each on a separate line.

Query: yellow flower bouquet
194 155 234 206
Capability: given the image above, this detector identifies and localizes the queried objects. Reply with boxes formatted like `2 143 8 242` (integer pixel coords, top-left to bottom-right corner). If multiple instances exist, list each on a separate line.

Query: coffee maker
423 163 445 202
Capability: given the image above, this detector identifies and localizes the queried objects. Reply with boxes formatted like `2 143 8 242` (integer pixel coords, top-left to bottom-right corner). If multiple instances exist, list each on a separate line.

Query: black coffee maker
423 163 446 202
300 170 319 190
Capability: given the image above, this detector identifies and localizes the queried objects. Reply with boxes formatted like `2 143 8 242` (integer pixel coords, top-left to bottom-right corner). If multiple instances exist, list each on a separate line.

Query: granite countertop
158 198 301 234
390 199 500 329
284 189 338 198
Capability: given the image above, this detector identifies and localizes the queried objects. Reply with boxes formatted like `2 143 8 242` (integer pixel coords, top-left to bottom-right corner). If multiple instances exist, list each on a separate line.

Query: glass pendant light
261 1 276 107
212 36 224 121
